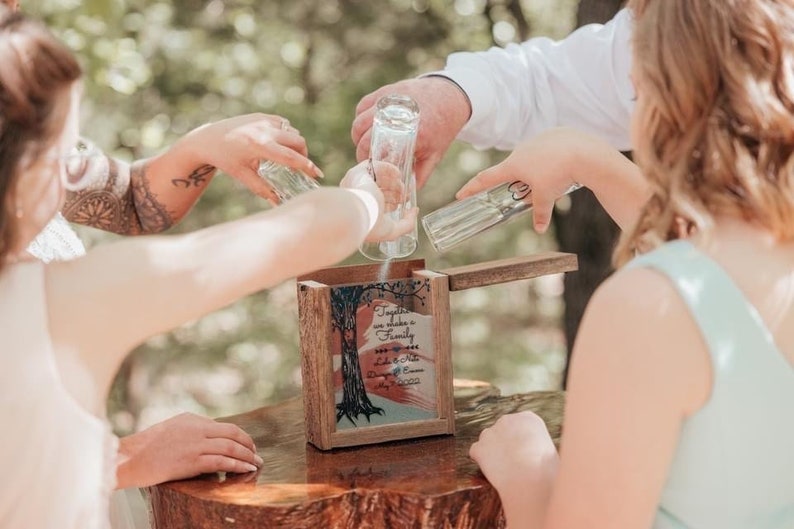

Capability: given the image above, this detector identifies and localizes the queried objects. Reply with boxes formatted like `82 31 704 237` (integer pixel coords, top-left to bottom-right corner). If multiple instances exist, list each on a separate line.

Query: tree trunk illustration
331 280 429 426
333 286 383 424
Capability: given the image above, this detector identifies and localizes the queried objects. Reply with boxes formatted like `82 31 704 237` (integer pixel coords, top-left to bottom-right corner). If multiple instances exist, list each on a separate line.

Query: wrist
169 123 215 169
347 188 381 234
423 66 496 139
418 74 472 132
115 435 140 489
573 134 628 192
422 74 472 119
553 129 610 191
498 476 554 528
115 429 157 489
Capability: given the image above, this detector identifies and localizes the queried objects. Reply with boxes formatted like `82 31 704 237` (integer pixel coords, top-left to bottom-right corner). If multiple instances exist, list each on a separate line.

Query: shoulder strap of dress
625 240 786 393
626 239 775 349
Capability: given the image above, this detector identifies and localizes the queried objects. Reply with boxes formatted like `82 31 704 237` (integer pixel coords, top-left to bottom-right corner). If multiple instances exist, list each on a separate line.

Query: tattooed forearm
128 160 175 233
171 164 214 189
62 145 221 234
63 156 175 235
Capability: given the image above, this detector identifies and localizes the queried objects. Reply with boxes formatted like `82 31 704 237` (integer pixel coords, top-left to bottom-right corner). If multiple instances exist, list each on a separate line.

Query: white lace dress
26 212 87 263
0 260 117 528
23 214 148 529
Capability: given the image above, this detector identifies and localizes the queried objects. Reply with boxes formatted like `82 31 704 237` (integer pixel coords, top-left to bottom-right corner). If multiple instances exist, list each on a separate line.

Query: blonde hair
615 0 794 265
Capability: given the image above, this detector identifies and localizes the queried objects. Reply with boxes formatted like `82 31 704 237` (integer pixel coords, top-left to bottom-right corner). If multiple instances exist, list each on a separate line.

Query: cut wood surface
297 259 427 286
439 252 578 291
148 381 565 529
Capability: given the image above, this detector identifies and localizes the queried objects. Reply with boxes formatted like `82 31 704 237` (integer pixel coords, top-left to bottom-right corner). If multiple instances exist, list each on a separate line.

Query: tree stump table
147 381 564 529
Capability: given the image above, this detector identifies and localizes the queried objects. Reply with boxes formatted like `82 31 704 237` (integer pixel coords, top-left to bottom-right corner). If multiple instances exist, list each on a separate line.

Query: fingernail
254 455 264 466
244 463 258 473
309 162 323 178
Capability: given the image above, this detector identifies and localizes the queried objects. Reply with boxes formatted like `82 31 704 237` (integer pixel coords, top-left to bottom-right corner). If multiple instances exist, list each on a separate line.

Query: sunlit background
30 0 583 435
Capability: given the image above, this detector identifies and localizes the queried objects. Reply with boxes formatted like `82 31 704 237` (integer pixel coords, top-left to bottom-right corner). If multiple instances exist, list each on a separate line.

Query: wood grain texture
297 259 426 286
330 418 452 448
298 264 457 450
413 270 454 434
148 384 565 529
297 281 335 449
438 252 578 291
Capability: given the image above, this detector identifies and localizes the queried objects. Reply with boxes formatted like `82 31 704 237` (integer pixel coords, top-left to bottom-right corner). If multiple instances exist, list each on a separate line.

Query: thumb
456 162 517 200
391 206 419 239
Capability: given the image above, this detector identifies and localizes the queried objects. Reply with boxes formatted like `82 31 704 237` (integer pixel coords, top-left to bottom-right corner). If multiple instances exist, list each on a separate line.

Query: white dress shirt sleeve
431 8 635 151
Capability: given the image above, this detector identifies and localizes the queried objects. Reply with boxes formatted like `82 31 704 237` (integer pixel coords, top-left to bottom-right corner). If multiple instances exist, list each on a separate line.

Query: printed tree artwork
331 278 433 428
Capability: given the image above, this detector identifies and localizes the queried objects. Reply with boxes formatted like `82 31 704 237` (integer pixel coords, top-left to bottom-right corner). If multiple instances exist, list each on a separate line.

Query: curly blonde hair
615 0 794 265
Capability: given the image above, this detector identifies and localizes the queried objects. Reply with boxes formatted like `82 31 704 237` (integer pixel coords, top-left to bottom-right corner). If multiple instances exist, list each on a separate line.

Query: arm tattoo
171 164 214 188
129 161 176 233
63 156 175 235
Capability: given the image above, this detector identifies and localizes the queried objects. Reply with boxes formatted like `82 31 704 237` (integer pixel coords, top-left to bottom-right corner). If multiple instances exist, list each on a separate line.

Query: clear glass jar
257 160 320 203
358 94 420 261
422 181 581 253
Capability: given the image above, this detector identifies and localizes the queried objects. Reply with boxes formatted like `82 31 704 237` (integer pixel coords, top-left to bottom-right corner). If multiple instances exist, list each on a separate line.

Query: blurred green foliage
28 0 577 433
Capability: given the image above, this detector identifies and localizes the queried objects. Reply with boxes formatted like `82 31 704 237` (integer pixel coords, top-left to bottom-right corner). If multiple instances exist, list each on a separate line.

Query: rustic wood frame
297 252 577 450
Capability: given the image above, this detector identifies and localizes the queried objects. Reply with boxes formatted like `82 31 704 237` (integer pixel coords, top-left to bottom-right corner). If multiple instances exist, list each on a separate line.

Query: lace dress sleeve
26 213 87 262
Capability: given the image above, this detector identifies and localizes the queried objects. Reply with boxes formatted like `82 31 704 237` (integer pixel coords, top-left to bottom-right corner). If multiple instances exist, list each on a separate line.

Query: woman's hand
339 160 418 242
457 127 647 233
116 413 262 489
470 411 559 528
182 113 323 203
456 128 597 234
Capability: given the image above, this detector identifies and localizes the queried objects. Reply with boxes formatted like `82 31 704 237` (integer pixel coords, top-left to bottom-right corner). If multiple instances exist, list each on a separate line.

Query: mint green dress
626 240 794 529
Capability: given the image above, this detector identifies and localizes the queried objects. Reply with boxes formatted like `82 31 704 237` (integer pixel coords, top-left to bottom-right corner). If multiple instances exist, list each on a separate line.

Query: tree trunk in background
552 0 625 387
484 0 531 44
576 0 625 26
